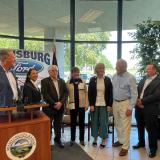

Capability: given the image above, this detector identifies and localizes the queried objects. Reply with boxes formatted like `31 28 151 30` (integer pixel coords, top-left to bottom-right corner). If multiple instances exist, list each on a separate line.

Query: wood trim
0 103 48 112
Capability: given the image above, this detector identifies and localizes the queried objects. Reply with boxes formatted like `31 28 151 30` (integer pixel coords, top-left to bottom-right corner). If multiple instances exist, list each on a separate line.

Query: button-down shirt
140 74 157 99
1 65 18 100
95 77 106 106
112 72 137 110
52 79 60 99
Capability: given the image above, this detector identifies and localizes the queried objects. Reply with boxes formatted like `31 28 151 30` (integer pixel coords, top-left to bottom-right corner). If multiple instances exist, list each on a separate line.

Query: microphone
16 98 25 112
16 79 25 112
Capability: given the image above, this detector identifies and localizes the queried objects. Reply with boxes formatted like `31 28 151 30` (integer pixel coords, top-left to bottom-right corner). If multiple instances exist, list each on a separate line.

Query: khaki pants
113 100 131 150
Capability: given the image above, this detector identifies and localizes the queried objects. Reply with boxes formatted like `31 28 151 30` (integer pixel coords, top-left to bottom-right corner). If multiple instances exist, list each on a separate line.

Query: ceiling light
88 27 101 32
56 16 70 24
78 9 104 23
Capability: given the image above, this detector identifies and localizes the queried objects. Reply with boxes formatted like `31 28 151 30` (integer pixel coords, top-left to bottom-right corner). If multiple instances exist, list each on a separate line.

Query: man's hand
126 109 132 117
107 106 112 112
136 98 144 108
54 102 62 110
90 106 95 112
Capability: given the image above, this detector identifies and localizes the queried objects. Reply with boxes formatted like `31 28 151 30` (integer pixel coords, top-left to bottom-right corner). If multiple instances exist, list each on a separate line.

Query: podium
0 104 51 160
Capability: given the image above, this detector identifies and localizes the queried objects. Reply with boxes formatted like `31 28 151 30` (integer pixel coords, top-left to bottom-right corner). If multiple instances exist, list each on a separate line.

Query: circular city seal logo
6 132 37 160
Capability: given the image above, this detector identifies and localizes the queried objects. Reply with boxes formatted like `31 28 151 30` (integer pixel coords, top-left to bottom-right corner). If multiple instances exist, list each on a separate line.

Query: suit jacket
0 65 20 107
23 81 41 104
41 77 68 116
88 76 113 107
139 76 160 115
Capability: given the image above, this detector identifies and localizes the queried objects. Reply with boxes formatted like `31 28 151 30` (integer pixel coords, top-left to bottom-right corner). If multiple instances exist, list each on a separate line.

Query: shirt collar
70 78 82 84
96 75 105 79
0 64 8 72
30 80 37 86
117 71 127 77
51 77 59 82
147 74 157 80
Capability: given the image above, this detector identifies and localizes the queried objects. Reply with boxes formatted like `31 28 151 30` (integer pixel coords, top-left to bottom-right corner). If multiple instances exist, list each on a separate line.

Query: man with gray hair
112 59 137 156
41 65 68 148
0 49 20 108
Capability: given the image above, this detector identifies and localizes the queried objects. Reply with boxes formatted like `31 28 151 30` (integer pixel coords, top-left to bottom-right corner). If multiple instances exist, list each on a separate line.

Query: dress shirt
112 72 137 110
52 78 60 99
140 75 157 99
5 70 18 100
30 80 39 90
95 77 106 106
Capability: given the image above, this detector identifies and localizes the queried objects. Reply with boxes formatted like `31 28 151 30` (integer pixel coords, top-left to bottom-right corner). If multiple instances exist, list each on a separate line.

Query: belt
114 99 127 102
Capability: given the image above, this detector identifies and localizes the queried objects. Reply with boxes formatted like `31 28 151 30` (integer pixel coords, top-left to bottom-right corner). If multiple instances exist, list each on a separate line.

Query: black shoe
100 144 106 149
132 143 145 149
149 151 156 158
80 141 85 146
55 141 65 148
92 142 97 147
70 141 74 146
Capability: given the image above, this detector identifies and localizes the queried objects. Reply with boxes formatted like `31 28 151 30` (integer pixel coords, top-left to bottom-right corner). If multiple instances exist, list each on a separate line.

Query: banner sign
13 49 53 84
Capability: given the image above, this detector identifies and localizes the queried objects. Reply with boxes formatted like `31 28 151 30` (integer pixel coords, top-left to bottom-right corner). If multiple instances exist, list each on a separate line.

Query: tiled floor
52 126 160 160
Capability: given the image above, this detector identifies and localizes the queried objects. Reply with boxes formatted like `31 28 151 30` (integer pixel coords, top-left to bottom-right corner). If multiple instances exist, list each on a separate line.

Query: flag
52 43 60 77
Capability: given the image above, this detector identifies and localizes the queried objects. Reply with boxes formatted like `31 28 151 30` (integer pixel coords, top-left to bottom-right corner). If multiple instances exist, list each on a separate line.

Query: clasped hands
54 102 62 110
136 98 144 108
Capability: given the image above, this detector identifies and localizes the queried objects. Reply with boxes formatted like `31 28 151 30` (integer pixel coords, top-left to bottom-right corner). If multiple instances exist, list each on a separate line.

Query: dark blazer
139 76 160 115
0 65 20 107
23 81 41 104
88 76 113 107
41 77 68 115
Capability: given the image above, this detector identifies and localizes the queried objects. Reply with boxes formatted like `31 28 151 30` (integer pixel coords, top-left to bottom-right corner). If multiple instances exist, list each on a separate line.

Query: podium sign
0 104 51 160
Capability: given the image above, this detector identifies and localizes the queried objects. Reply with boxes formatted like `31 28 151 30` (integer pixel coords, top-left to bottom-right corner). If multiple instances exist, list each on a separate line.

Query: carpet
52 142 93 160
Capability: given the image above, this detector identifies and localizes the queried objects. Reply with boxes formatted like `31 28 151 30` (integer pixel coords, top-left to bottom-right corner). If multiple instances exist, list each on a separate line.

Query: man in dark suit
41 65 68 148
0 49 20 109
133 78 146 150
135 64 160 158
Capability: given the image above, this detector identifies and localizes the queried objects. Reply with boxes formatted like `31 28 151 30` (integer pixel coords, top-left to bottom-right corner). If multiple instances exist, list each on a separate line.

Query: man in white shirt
41 65 68 148
0 49 19 107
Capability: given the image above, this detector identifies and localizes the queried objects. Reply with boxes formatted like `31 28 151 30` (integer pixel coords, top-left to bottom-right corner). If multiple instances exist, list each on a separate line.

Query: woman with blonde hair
88 63 113 148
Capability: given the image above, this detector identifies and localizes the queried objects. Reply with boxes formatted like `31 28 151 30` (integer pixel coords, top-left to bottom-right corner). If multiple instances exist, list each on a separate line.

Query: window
0 38 19 49
24 0 70 40
75 0 117 41
0 0 18 36
75 43 117 79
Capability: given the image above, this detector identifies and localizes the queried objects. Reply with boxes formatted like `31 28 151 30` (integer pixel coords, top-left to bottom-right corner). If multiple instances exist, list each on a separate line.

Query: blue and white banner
13 49 53 85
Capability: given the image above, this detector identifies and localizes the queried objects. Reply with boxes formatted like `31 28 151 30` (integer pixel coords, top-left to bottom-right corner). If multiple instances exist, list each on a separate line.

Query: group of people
0 49 160 158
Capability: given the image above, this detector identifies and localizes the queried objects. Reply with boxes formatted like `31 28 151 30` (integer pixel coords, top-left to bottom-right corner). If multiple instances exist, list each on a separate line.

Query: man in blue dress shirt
112 59 137 156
